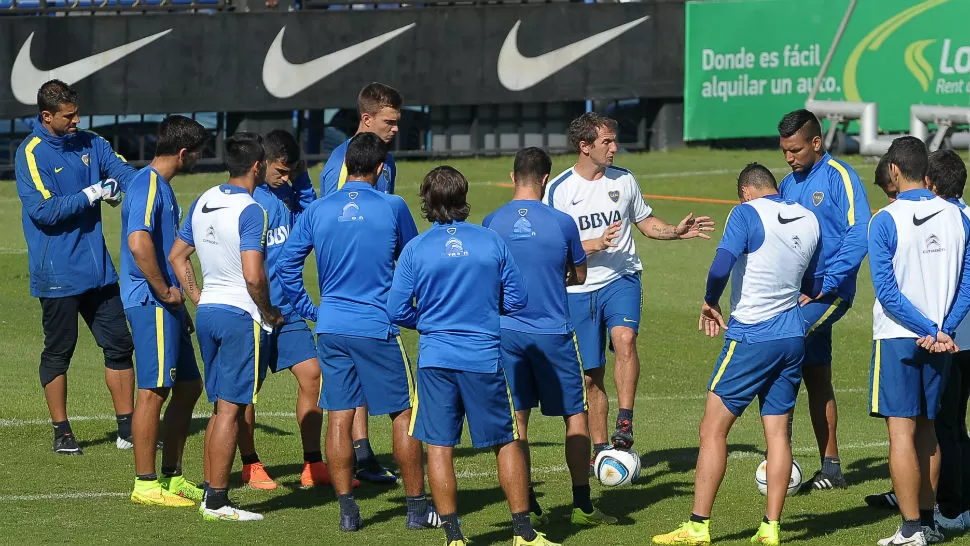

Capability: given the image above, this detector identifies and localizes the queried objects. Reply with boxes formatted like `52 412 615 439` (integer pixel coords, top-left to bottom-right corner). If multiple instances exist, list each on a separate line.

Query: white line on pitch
0 491 128 502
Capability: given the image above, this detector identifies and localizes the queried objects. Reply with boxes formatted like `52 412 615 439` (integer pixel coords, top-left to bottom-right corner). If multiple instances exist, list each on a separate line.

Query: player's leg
290 359 330 487
238 328 275 490
567 290 609 459
918 353 951 541
352 406 395 483
501 330 544 523
886 417 924 539
934 357 964 524
603 274 643 449
39 294 82 454
159 316 203 501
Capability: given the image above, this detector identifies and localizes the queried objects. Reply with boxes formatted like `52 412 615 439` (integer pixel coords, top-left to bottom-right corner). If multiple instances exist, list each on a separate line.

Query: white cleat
116 436 134 450
878 527 927 546
202 504 263 522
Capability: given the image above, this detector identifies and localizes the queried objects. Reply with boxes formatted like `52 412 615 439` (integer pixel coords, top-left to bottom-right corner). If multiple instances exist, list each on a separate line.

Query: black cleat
53 433 83 455
808 469 847 490
864 490 898 508
610 419 634 449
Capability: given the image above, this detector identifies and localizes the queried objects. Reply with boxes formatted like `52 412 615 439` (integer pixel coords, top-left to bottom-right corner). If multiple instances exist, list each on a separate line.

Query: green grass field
0 148 966 545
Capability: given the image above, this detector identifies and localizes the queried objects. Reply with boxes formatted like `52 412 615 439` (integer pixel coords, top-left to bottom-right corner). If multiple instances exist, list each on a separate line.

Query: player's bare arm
636 212 715 240
168 238 202 306
241 250 284 328
129 231 183 307
582 221 621 254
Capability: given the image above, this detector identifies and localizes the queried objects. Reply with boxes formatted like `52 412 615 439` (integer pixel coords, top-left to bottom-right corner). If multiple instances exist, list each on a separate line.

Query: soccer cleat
934 506 968 533
115 436 163 450
407 503 443 530
865 491 898 509
241 462 277 490
512 531 561 546
530 512 549 527
446 540 470 546
160 475 204 501
356 461 398 484
877 527 927 546
570 507 617 526
340 510 362 532
130 479 195 507
807 470 846 490
921 523 944 544
751 520 780 545
52 434 83 455
611 419 634 449
653 521 712 545
300 461 360 488
202 503 264 521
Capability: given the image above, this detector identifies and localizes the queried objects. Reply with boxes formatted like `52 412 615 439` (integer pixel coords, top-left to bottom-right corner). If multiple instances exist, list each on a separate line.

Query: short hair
345 132 388 178
874 155 893 192
420 166 471 224
737 162 777 197
154 115 209 157
567 112 618 151
358 82 403 118
886 136 928 183
263 130 301 164
224 132 265 178
927 149 967 200
37 80 78 114
513 147 552 185
777 109 822 140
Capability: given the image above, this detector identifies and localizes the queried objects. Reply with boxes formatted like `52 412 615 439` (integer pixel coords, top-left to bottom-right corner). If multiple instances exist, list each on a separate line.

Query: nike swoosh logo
778 214 805 224
622 318 636 323
571 199 584 206
11 30 172 105
262 24 416 99
497 16 649 91
914 210 943 226
54 167 63 173
201 204 227 214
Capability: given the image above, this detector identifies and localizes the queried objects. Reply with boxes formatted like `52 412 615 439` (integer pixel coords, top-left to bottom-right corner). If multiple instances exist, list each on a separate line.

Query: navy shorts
801 295 851 367
126 303 199 390
708 336 805 417
409 366 518 448
567 273 642 369
869 338 951 419
501 329 587 416
316 333 413 416
267 317 317 373
196 306 269 405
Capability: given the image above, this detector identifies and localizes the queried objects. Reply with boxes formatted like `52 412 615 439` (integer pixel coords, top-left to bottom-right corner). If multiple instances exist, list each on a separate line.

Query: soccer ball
594 448 641 487
755 458 803 496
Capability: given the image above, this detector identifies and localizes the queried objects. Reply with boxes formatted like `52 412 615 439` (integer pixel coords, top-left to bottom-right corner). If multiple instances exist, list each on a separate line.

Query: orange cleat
300 461 360 489
242 462 278 490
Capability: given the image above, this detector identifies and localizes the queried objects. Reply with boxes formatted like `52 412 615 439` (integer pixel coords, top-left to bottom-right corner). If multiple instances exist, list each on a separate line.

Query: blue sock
900 518 921 538
821 456 841 476
406 494 428 516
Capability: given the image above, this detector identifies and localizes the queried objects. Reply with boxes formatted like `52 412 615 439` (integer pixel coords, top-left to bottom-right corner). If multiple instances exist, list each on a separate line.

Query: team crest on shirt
511 209 535 240
444 237 468 257
338 202 363 222
608 190 620 203
812 191 824 206
170 368 177 381
81 153 90 167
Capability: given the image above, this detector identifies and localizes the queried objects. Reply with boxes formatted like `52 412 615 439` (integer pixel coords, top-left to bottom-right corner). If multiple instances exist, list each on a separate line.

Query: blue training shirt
120 167 182 308
483 199 586 334
388 221 528 373
319 138 396 196
276 181 417 338
779 152 870 300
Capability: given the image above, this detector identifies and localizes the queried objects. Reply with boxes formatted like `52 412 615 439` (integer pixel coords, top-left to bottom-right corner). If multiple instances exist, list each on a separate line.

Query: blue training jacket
16 120 137 298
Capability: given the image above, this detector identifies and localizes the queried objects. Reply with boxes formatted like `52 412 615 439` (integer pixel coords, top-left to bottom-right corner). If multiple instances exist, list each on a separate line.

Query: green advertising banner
684 0 970 141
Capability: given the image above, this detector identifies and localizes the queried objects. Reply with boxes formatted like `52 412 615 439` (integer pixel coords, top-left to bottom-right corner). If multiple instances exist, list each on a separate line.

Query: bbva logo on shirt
266 225 290 246
578 210 621 231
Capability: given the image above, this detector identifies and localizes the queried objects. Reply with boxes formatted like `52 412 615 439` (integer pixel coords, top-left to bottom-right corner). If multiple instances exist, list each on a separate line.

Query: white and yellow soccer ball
594 448 641 487
755 458 803 496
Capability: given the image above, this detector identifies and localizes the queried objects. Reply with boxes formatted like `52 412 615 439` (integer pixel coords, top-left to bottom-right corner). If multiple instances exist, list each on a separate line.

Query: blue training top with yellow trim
319 137 396 196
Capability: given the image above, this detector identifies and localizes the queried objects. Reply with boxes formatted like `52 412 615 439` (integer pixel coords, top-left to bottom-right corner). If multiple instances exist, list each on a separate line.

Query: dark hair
874 155 893 192
155 115 209 157
737 162 777 198
886 136 928 183
777 109 822 140
927 149 967 200
263 130 300 164
224 132 265 178
513 147 552 185
358 82 403 117
37 79 78 114
567 112 618 151
345 132 388 178
420 166 471 223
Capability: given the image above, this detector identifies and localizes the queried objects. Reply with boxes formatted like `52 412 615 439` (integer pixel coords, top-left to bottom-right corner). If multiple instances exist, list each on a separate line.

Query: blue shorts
708 336 805 417
801 295 851 367
267 318 317 373
316 334 413 416
869 338 951 420
126 303 199 390
196 306 269 405
409 366 518 448
501 329 587 417
568 273 642 369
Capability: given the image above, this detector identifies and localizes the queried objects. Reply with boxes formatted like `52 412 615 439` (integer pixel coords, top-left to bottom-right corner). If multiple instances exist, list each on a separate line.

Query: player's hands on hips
699 302 728 337
158 286 184 308
263 307 285 329
676 213 715 240
592 221 621 252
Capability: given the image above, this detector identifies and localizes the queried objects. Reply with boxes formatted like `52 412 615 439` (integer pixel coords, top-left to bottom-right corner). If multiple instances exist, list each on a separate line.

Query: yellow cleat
160 474 204 501
131 479 195 507
512 531 561 546
653 521 712 545
445 540 470 546
750 521 780 545
571 507 617 526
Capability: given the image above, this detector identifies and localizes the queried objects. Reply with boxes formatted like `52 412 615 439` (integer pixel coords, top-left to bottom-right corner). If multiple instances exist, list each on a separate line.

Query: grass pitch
0 148 964 544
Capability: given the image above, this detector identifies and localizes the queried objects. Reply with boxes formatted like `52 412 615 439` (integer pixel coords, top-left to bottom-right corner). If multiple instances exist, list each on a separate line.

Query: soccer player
319 81 402 483
121 115 207 506
277 133 437 532
169 132 284 521
389 166 558 546
777 109 871 490
868 137 970 546
236 130 338 491
653 163 820 546
543 112 714 459
16 79 138 455
483 147 615 527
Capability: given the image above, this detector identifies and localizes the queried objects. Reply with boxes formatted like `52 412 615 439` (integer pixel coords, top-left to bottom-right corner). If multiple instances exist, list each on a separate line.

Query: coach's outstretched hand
676 213 716 240
699 302 728 337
